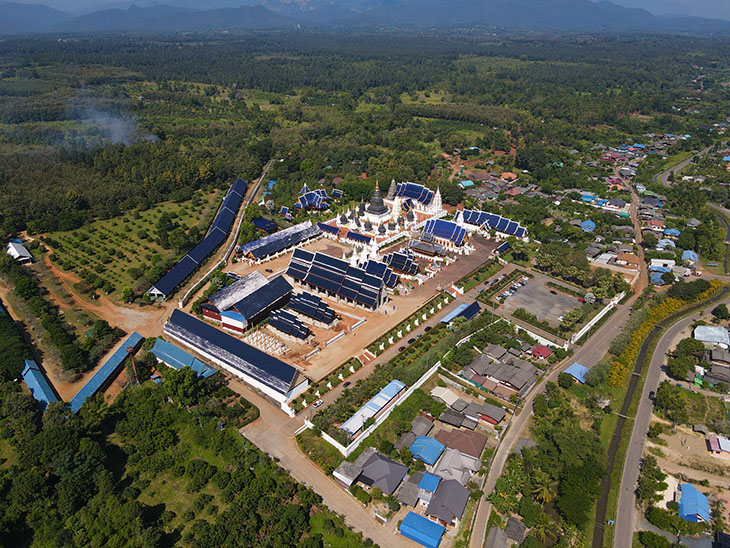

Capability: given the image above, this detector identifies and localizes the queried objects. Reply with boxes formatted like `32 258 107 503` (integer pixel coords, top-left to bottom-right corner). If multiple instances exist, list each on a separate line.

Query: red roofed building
531 345 553 360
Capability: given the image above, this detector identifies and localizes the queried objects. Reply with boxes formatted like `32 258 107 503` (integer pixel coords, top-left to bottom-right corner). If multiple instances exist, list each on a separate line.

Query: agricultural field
43 189 223 300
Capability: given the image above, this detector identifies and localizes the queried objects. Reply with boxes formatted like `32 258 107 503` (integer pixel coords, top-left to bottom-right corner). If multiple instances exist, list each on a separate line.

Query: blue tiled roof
394 183 434 205
164 310 297 396
149 179 246 298
422 219 466 246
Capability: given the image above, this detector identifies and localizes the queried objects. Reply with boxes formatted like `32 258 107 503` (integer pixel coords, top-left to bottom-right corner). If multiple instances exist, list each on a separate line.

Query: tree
636 455 667 508
530 512 556 543
712 304 730 320
661 271 675 286
532 470 556 503
666 356 692 381
643 232 658 249
533 394 549 417
585 360 610 387
558 372 574 389
122 286 134 303
164 367 201 407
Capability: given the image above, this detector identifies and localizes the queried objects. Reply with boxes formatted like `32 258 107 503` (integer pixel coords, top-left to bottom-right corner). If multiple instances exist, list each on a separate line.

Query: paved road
707 203 730 275
469 289 640 548
652 147 711 187
613 292 730 548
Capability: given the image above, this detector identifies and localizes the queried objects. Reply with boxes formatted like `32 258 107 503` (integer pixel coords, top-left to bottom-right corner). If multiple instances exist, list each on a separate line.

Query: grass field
45 189 223 299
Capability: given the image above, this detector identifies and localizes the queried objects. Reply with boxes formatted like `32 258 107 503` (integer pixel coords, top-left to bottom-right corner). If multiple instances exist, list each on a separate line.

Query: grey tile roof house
432 448 481 485
505 517 527 542
333 447 377 486
358 452 408 495
411 415 434 437
426 479 469 526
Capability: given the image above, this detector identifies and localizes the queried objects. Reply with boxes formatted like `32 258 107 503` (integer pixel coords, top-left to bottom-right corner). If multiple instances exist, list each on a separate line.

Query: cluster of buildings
333 381 505 547
457 344 541 401
690 325 730 390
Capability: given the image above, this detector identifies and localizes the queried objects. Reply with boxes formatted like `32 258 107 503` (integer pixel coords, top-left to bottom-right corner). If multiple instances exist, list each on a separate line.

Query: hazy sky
13 0 730 20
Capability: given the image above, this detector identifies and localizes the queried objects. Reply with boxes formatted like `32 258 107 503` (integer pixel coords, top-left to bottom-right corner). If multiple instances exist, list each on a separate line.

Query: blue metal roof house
419 473 441 494
440 302 481 325
679 484 710 523
564 363 589 384
150 339 217 379
340 379 406 435
410 436 445 465
664 228 681 237
581 220 596 232
22 359 58 411
400 511 446 548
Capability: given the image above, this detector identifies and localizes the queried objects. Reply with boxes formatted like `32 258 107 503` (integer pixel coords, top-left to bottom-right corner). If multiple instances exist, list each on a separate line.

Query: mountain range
2 0 730 34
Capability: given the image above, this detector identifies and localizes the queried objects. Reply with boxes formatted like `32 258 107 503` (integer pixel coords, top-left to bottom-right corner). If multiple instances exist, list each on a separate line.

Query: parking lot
499 274 581 327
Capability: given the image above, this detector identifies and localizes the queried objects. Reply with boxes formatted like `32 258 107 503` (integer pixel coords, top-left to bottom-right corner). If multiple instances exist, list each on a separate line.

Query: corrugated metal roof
340 379 405 434
150 339 217 379
70 332 143 413
400 512 445 548
22 359 58 411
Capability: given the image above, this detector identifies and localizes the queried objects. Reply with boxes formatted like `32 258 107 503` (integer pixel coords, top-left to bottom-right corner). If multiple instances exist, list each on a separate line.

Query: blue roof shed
440 301 481 324
150 339 217 379
650 272 668 285
564 363 589 384
581 220 596 232
664 228 681 237
679 484 710 523
459 180 475 188
70 332 144 413
410 436 445 465
22 359 58 411
419 473 441 494
400 511 446 548
723 156 730 163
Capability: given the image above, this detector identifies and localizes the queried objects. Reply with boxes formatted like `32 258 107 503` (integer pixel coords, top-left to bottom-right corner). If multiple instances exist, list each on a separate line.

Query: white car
313 400 324 408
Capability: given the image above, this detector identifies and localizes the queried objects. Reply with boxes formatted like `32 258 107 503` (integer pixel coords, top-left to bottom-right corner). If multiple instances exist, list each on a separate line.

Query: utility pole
127 346 140 385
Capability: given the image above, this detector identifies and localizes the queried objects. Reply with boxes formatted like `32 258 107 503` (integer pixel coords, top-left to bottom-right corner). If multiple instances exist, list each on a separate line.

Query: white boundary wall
570 291 625 344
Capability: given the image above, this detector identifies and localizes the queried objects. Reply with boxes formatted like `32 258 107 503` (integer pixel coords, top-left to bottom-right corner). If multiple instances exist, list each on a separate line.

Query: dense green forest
0 33 728 238
0 368 372 548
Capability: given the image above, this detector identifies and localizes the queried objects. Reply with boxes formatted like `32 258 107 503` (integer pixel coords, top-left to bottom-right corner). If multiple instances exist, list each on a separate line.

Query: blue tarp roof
409 436 445 465
70 332 144 413
150 339 217 379
664 228 681 236
723 156 730 162
682 250 699 262
650 272 667 285
419 473 441 493
22 359 58 411
400 512 445 548
164 310 298 396
565 363 589 384
679 484 710 523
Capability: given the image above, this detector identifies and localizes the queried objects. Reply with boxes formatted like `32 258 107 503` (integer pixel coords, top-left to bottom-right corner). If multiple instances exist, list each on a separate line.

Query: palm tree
531 512 556 543
532 470 557 503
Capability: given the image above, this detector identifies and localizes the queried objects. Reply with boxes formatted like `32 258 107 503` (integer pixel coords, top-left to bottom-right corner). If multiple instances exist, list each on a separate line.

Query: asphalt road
613 291 730 548
652 146 711 187
469 289 639 548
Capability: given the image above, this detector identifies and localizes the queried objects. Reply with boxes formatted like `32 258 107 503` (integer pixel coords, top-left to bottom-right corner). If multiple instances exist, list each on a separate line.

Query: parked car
265 268 273 273
343 381 351 388
558 315 564 322
694 271 703 276
398 346 406 352
578 298 584 303
550 290 557 295
648 390 655 401
313 400 324 408
424 326 432 332
407 338 415 344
